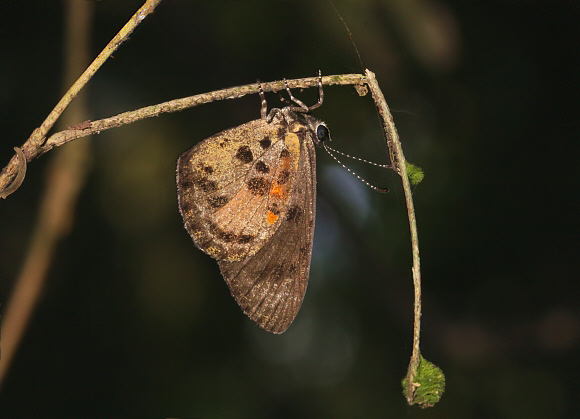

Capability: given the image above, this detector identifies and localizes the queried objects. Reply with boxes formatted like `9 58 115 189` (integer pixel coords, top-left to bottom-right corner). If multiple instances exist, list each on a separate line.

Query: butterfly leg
283 70 324 113
308 70 324 111
266 108 286 124
283 78 309 112
258 80 268 120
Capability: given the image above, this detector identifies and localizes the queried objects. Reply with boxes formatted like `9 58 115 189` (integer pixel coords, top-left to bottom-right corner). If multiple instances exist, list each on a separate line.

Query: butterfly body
177 75 329 333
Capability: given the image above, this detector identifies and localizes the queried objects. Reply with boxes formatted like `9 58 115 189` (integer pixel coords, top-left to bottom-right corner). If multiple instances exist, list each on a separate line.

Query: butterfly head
283 107 331 147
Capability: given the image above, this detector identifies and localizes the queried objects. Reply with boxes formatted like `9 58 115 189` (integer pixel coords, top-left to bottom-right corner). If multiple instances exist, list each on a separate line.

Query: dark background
1 1 578 417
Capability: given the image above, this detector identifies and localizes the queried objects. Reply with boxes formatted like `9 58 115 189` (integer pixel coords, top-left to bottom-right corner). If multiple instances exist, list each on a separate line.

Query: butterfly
176 71 330 333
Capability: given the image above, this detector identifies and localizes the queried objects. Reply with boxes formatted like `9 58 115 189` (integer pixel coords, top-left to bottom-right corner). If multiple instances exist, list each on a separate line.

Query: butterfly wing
218 129 317 333
177 119 294 262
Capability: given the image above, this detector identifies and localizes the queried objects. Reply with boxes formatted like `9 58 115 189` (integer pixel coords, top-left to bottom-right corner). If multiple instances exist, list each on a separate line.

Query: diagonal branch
0 73 366 196
0 0 163 197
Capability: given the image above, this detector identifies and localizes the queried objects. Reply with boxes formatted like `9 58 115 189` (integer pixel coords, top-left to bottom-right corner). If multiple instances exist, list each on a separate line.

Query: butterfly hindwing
218 124 317 333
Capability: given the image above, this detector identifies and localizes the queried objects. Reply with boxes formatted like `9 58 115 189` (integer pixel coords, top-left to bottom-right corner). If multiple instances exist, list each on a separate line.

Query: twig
366 70 422 398
0 0 162 197
0 0 158 387
0 74 366 194
366 69 444 407
40 74 365 152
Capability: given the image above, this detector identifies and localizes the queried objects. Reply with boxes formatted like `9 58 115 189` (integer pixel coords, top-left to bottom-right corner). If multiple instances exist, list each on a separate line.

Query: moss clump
405 162 424 185
402 355 445 408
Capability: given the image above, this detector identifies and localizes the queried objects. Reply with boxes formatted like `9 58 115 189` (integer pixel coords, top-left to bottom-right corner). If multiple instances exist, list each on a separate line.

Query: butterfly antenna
325 144 392 169
323 143 390 193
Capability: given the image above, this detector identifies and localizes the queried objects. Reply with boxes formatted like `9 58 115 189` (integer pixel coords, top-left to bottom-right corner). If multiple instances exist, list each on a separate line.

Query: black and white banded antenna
323 143 391 194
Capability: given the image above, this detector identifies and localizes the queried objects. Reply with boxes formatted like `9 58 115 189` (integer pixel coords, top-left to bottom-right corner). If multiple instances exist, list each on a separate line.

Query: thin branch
365 70 423 403
41 74 365 152
0 0 162 196
0 73 366 194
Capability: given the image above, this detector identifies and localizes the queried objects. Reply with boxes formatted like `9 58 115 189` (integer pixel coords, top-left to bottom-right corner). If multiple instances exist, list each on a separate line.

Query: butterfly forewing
177 119 293 262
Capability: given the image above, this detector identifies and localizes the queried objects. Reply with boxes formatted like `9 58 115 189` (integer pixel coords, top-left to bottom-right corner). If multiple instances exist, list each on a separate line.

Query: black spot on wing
235 145 254 163
277 169 291 185
196 177 218 193
268 203 280 215
207 222 255 245
286 205 303 222
255 161 270 173
237 234 254 244
207 195 228 208
247 177 270 196
259 136 271 149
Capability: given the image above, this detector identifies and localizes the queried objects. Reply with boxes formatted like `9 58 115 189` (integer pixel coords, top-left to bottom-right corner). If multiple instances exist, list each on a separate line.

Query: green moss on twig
405 162 424 185
402 355 445 408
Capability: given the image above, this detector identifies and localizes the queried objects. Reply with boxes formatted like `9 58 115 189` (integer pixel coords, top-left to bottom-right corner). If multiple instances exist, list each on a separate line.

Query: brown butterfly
176 72 329 333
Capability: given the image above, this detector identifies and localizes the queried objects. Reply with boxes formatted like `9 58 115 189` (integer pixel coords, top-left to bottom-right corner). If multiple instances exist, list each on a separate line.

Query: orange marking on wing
268 152 292 199
267 211 279 224
269 184 286 198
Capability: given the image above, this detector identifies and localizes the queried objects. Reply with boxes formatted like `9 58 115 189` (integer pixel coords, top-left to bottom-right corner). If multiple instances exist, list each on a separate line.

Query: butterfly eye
316 124 329 143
